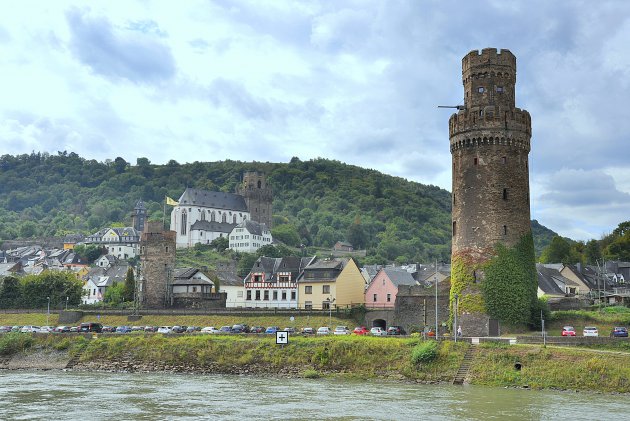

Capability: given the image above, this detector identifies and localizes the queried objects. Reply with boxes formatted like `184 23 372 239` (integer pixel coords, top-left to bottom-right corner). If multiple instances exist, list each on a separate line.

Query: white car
316 326 331 335
200 326 220 334
39 326 53 333
157 326 172 334
333 326 350 335
370 327 387 336
20 325 41 333
583 326 599 337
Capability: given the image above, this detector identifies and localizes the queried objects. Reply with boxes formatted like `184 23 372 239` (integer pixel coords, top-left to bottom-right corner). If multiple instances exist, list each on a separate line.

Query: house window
264 291 269 301
322 301 330 310
282 291 287 300
503 188 508 200
305 301 313 310
387 293 391 302
238 291 243 298
246 290 251 300
322 285 330 294
305 286 312 294
273 291 278 300
291 291 296 300
255 290 261 301
192 286 197 293
373 294 377 302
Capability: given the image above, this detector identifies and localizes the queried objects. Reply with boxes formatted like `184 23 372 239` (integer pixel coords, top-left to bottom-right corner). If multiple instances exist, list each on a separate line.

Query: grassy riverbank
469 342 630 393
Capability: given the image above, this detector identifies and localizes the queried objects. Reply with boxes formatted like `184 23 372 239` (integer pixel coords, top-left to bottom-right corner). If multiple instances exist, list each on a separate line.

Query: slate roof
235 220 269 236
172 267 213 285
178 188 248 211
215 270 243 286
245 256 316 283
190 220 236 234
382 268 417 287
536 264 569 296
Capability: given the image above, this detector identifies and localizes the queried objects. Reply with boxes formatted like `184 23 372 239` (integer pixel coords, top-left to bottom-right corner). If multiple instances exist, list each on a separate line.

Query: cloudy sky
1 1 629 241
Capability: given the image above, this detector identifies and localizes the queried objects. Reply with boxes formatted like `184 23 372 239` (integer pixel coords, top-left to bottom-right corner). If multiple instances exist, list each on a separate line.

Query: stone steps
453 345 477 385
64 348 86 369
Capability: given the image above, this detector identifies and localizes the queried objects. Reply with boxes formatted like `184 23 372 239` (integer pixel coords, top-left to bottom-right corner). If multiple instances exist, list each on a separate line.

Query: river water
0 370 627 420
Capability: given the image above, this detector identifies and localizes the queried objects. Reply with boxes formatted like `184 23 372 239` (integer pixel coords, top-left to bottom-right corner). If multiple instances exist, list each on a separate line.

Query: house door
489 319 500 336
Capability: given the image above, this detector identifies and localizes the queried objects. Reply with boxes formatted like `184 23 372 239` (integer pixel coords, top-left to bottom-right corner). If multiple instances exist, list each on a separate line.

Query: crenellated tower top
462 48 516 110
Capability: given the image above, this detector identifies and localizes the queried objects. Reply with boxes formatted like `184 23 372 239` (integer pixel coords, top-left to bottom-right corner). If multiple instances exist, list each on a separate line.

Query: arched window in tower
503 225 508 236
181 211 187 235
474 157 478 166
502 156 507 164
503 188 508 200
257 180 261 188
452 221 457 237
222 213 227 223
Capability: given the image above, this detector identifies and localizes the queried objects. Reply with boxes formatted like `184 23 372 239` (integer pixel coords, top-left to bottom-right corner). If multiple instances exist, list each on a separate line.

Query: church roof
190 220 236 233
178 188 248 212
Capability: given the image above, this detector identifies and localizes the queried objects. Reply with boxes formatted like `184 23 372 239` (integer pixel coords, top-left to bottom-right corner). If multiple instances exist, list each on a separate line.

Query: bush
303 369 320 379
411 340 438 365
0 332 34 356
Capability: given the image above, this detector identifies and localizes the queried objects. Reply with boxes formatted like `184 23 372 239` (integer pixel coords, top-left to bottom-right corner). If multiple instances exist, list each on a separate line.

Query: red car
561 326 576 336
353 326 369 335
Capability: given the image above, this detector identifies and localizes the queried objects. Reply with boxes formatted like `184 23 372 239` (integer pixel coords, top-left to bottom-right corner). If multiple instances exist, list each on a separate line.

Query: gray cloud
65 8 175 84
539 169 630 207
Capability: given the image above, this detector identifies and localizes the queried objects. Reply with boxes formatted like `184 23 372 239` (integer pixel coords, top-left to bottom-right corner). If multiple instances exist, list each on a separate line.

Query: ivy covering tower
449 48 537 336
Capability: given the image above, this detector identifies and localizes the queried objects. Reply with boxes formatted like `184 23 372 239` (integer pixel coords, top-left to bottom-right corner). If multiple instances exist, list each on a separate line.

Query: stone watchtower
449 48 533 336
131 200 146 232
236 171 273 229
139 221 176 308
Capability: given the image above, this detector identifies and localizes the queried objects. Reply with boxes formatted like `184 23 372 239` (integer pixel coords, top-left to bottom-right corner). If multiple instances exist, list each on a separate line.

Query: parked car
130 326 144 332
353 326 369 335
611 327 628 338
561 326 576 337
333 326 350 335
583 326 598 337
220 326 233 334
200 326 220 334
283 327 296 334
20 325 41 333
53 326 71 333
370 327 387 336
387 326 406 336
157 326 172 334
171 326 186 333
316 327 330 335
250 326 266 334
233 324 250 333
0 326 13 333
144 326 158 332
265 326 280 334
79 322 103 333
116 326 132 334
301 327 315 335
39 326 53 333
69 326 79 333
186 326 198 333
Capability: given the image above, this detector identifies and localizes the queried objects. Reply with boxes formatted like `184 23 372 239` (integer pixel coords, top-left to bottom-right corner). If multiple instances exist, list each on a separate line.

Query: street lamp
328 296 335 327
434 259 438 339
46 296 50 326
66 296 69 311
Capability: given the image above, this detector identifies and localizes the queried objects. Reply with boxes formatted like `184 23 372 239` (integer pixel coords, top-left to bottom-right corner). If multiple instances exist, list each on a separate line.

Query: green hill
0 152 559 264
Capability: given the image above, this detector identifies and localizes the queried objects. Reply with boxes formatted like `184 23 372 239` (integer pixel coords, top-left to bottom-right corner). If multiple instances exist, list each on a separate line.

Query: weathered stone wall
171 294 227 310
394 284 450 334
140 223 176 309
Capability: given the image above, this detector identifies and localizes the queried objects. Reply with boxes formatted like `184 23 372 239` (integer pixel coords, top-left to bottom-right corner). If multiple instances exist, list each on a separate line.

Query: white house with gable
229 220 272 253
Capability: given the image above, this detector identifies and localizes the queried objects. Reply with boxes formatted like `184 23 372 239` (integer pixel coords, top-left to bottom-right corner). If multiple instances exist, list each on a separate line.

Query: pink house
365 268 416 308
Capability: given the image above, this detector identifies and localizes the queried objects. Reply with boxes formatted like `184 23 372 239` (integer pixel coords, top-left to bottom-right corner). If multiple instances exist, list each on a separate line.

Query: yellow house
297 258 365 310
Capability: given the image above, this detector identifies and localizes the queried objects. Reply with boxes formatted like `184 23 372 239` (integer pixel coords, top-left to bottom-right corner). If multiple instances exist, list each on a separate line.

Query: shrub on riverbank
411 340 438 364
0 333 34 356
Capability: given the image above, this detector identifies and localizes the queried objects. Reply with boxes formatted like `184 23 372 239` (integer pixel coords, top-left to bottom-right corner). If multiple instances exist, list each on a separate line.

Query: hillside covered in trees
0 152 571 264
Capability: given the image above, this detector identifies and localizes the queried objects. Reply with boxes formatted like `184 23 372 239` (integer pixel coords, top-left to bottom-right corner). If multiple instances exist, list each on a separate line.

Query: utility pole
434 259 438 339
454 293 458 343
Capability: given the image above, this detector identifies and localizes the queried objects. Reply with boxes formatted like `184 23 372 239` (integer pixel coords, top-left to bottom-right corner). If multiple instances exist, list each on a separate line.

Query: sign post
276 331 289 347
